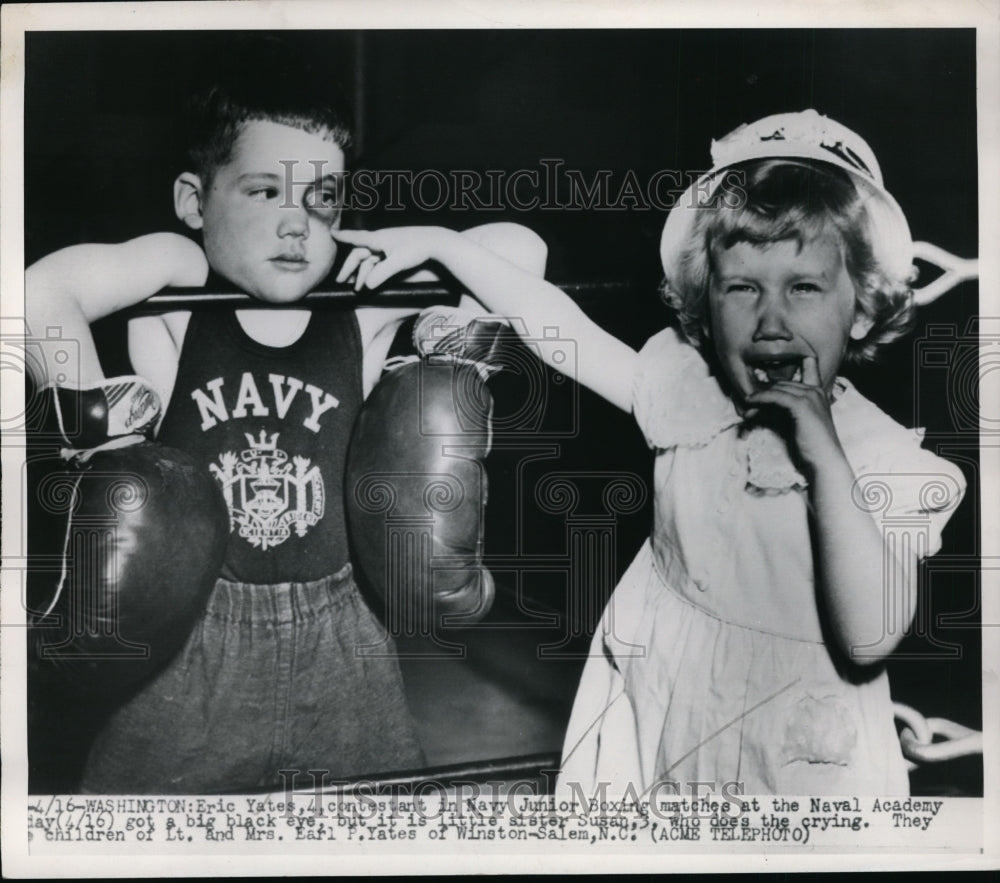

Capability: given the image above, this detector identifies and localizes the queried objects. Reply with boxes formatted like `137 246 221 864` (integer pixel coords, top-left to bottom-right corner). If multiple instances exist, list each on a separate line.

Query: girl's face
707 232 872 407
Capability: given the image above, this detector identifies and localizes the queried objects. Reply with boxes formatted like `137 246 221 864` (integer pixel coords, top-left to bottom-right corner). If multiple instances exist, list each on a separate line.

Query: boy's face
707 232 870 406
195 120 345 302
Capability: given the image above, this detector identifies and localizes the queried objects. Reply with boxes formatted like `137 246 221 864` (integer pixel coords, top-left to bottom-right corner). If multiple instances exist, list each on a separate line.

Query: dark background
25 29 982 794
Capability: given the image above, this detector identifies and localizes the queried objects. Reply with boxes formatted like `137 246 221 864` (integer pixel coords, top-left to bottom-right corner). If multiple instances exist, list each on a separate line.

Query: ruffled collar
636 333 854 493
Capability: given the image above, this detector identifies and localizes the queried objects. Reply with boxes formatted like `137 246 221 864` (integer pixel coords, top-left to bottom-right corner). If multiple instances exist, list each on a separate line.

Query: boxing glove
346 311 513 633
26 376 230 696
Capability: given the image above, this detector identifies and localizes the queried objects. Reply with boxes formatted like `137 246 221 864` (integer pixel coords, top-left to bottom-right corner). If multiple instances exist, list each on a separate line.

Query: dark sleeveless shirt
157 310 363 583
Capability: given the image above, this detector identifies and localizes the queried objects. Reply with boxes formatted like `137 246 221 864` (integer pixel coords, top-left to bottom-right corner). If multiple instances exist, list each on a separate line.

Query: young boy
26 37 545 793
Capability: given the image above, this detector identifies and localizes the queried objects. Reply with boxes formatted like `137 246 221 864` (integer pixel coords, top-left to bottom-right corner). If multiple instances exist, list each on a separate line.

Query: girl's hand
332 226 457 291
336 224 638 413
745 354 846 477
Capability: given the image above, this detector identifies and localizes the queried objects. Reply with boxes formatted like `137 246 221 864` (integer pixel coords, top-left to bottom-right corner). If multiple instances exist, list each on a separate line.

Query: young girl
333 109 966 796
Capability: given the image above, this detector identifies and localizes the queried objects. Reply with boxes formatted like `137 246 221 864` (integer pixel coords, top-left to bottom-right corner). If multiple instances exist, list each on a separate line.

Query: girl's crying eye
791 281 822 294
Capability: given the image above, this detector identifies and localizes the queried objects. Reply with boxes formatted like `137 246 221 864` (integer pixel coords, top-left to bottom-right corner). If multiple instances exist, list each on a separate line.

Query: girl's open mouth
747 356 803 388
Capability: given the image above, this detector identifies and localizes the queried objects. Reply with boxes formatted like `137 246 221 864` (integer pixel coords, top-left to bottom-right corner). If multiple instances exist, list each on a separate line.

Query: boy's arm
26 233 208 387
128 311 192 420
337 226 638 412
356 306 421 399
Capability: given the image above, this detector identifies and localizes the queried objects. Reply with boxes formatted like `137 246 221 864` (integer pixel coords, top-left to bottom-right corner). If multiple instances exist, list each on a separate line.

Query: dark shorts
80 563 425 793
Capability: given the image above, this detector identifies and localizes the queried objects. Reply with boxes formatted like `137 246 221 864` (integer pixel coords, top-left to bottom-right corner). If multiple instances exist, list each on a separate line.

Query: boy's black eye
248 187 279 201
305 189 340 210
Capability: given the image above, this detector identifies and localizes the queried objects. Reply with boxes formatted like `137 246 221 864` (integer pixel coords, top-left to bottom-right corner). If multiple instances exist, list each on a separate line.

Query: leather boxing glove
346 311 513 633
26 375 230 696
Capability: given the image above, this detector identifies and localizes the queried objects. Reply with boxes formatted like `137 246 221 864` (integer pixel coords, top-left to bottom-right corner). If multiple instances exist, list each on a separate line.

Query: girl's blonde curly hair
661 160 916 364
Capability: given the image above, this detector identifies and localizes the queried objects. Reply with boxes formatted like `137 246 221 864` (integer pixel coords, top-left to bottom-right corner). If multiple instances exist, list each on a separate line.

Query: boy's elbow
461 222 548 277
25 260 66 322
498 223 548 277
25 244 109 326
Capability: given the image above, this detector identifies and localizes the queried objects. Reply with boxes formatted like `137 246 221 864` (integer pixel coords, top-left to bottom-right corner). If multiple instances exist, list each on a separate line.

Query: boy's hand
744 354 846 477
333 226 458 291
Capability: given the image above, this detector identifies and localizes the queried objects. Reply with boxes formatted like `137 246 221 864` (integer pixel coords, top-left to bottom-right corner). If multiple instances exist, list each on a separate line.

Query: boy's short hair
662 160 916 364
184 34 354 188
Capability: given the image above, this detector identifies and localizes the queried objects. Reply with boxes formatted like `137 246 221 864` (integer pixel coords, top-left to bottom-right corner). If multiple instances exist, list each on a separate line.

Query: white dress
558 328 966 796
